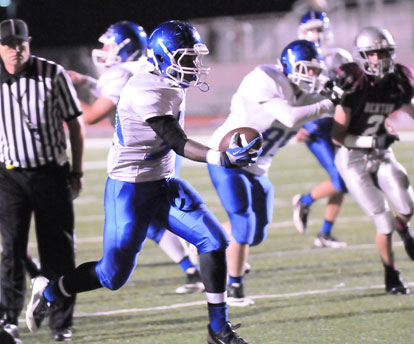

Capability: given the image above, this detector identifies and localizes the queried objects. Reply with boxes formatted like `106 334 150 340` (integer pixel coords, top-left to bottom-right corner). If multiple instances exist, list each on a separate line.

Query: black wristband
70 171 84 178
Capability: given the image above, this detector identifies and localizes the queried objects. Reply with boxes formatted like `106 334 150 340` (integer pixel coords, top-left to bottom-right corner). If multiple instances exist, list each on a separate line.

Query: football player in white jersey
292 10 351 248
69 21 205 294
332 26 414 294
208 40 336 306
26 20 258 343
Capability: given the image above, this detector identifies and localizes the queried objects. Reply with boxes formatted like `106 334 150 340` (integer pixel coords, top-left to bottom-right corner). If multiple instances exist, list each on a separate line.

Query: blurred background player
332 26 414 294
26 20 257 343
68 21 204 294
208 39 336 306
292 10 350 248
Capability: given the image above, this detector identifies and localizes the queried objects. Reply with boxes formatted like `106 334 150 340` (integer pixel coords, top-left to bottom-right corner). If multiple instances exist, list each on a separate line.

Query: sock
208 302 228 332
179 257 195 273
300 193 314 206
44 281 65 303
383 262 397 271
228 275 244 285
320 220 333 235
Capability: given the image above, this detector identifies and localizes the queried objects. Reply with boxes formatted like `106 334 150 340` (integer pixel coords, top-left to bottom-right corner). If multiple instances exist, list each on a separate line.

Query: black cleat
396 226 414 261
292 194 310 234
175 267 205 294
0 323 22 344
53 327 72 342
207 322 248 344
384 267 409 295
26 276 52 332
227 283 254 307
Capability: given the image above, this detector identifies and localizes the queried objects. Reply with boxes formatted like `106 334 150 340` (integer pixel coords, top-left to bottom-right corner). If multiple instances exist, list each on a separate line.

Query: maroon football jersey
341 63 413 136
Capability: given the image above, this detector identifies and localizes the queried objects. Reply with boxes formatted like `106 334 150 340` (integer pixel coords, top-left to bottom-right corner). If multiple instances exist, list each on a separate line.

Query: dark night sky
0 0 299 48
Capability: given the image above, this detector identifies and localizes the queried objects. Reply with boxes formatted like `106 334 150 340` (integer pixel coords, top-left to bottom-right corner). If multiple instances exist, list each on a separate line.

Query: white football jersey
209 64 331 176
107 59 186 183
94 59 149 125
97 60 146 104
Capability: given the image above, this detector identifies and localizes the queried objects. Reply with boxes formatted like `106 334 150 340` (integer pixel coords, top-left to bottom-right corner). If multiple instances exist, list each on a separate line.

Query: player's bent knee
230 213 255 245
373 211 395 235
332 177 347 193
98 268 133 290
251 231 267 246
96 252 138 290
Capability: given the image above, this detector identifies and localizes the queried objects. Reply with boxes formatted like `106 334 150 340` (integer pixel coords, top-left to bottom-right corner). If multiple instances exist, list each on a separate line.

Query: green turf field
19 135 414 343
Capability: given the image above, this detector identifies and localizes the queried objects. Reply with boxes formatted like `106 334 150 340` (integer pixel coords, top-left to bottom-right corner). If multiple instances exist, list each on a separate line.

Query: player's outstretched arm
80 98 116 125
67 70 97 87
264 97 334 129
67 70 114 125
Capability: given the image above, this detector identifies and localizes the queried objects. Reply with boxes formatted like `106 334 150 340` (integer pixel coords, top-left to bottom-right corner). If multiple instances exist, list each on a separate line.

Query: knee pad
373 211 395 235
169 204 229 253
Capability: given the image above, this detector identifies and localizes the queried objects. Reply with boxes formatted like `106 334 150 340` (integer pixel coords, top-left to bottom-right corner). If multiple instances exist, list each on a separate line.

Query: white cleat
292 194 310 234
314 233 347 248
26 276 50 333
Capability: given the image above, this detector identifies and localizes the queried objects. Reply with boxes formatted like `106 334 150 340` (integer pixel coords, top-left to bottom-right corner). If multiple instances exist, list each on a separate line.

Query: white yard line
69 281 414 318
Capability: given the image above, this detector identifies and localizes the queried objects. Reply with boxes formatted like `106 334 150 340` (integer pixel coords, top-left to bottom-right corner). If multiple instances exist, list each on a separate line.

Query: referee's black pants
0 162 76 330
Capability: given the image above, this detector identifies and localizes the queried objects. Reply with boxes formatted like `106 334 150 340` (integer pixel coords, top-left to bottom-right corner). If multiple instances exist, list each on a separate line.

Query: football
218 127 263 153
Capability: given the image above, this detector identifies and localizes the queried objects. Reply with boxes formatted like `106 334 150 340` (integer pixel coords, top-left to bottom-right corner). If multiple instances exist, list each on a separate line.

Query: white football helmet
353 26 396 78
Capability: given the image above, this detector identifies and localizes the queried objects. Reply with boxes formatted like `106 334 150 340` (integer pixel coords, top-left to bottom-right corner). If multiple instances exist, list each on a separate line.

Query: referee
0 19 84 343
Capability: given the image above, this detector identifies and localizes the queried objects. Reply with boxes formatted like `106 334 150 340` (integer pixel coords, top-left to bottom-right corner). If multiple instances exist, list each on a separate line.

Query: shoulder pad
394 63 414 104
395 63 414 87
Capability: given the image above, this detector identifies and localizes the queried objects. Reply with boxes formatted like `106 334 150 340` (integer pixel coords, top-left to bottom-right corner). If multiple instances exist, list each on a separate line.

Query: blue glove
221 133 261 168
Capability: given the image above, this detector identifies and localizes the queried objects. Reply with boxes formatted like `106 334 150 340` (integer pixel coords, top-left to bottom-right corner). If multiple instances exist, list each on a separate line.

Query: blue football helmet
298 10 332 46
281 40 327 93
92 21 148 67
147 20 210 89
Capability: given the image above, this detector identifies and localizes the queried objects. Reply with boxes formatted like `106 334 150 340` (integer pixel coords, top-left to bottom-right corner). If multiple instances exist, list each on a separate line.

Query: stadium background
1 0 413 133
2 1 414 343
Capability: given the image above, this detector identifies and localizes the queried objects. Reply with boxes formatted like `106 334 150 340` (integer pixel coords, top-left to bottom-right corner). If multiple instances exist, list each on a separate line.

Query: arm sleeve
146 116 188 156
261 98 334 128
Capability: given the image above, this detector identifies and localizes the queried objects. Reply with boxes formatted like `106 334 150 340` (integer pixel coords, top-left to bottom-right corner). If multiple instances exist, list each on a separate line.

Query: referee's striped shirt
0 55 82 169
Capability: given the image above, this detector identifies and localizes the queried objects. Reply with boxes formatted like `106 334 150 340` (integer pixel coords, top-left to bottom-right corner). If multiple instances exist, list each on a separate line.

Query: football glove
320 79 344 106
221 133 261 168
373 133 400 149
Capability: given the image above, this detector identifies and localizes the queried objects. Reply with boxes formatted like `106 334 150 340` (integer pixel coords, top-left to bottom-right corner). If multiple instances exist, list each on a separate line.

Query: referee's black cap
0 19 29 45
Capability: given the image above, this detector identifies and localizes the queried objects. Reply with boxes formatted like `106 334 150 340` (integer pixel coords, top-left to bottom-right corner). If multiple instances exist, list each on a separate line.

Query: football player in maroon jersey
331 26 414 294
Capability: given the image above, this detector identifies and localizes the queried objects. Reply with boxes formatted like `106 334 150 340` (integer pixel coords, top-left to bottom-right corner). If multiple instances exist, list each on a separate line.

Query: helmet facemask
155 41 210 89
355 48 395 78
288 59 327 93
92 35 140 67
